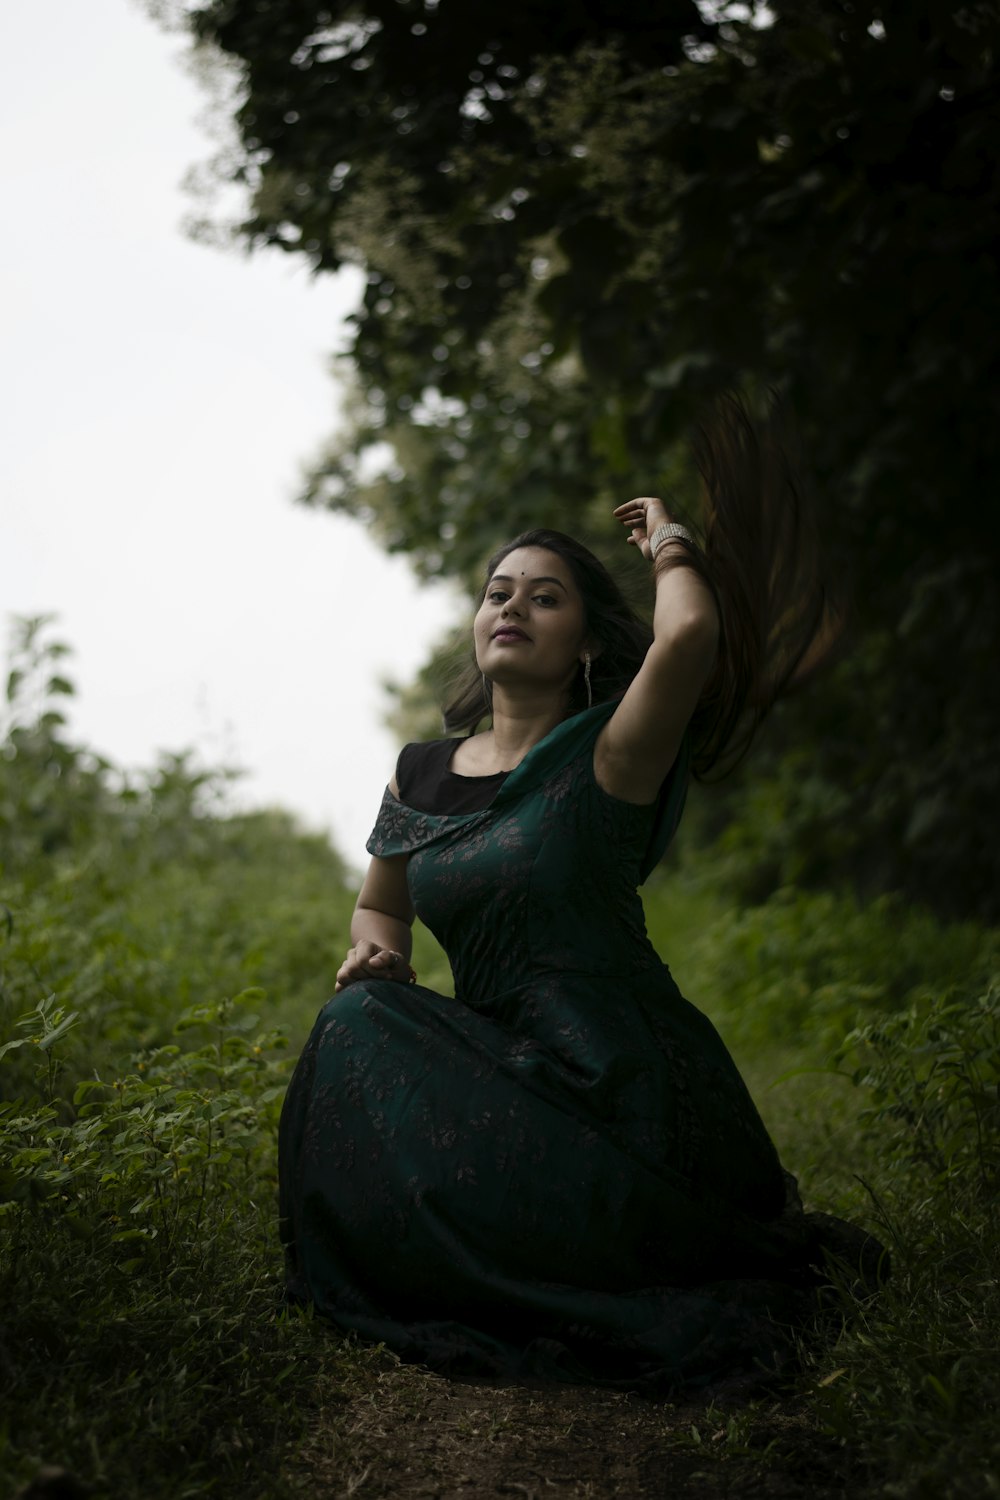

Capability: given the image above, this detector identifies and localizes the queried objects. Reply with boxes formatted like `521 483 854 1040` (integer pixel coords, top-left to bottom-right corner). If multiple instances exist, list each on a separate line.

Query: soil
287 1363 859 1500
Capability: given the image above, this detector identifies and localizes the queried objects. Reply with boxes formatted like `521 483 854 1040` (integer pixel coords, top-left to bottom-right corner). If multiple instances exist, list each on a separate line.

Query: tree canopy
155 0 1000 916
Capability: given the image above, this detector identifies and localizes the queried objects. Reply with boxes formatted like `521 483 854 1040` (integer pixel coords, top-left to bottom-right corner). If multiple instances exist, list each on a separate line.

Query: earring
481 671 491 709
583 650 592 709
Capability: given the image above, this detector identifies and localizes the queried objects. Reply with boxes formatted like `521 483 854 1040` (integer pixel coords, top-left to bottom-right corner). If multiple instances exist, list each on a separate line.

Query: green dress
278 702 821 1390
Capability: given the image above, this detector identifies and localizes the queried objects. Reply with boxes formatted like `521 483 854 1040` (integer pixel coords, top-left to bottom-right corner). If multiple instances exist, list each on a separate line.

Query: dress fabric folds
278 702 819 1391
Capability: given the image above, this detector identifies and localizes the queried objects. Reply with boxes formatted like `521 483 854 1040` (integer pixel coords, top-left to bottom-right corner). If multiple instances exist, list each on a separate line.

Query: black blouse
395 738 509 815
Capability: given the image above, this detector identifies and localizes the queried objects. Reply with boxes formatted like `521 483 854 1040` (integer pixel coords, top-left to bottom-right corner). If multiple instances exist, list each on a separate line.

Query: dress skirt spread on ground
278 702 843 1391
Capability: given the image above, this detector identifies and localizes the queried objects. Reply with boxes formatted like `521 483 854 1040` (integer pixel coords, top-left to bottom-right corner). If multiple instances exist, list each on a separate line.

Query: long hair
442 395 841 775
682 393 842 775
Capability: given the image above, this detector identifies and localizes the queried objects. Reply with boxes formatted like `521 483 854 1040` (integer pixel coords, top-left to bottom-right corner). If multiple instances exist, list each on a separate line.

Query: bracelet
649 522 696 557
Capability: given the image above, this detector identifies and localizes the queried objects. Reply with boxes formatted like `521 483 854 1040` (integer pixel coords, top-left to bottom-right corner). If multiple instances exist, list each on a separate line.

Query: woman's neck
481 688 570 772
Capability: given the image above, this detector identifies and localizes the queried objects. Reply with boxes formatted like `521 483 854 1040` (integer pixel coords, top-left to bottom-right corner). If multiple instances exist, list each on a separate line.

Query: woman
279 418 872 1391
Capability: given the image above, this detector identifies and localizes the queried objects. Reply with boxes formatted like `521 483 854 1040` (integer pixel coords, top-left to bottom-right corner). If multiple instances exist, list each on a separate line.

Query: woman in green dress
278 434 868 1390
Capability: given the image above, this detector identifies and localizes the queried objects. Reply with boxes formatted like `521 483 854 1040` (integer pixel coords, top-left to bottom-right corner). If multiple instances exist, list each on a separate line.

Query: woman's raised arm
594 496 719 805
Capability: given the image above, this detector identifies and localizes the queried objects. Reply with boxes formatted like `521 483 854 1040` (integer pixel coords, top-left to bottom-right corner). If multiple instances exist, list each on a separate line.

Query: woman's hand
612 496 674 562
335 941 416 993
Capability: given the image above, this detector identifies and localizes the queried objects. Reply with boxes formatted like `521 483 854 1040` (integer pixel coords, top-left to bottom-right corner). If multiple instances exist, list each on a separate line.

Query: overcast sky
0 0 457 866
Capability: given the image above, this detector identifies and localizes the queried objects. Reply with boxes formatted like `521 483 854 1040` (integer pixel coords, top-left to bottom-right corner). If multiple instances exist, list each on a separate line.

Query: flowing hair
682 393 843 775
442 394 842 776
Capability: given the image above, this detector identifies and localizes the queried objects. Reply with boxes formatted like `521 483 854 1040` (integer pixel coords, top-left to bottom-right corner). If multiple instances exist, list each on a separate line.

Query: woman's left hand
612 497 673 561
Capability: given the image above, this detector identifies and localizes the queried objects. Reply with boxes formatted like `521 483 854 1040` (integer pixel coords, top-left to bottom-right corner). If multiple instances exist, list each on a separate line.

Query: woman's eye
534 595 557 608
488 590 509 603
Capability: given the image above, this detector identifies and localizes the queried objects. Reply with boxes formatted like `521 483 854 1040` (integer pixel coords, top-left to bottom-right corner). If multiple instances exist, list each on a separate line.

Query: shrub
652 882 999 1059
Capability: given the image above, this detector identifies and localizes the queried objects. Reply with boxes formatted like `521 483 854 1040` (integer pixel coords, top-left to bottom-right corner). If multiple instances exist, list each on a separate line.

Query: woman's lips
492 628 529 642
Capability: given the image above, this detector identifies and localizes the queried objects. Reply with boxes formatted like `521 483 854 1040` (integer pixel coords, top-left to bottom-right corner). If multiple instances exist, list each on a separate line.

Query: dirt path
287 1366 856 1499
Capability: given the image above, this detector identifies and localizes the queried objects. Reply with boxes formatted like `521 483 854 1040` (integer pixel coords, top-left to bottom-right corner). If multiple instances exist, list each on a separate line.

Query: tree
153 0 1000 916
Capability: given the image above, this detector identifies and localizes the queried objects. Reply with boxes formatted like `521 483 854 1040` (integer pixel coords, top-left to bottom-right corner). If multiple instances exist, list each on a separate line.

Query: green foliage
643 868 1000 1493
1 616 120 866
646 871 1000 1498
0 621 369 1498
1 988 286 1253
689 576 1000 919
172 0 1000 566
2 618 998 1495
656 880 999 1057
0 620 355 1086
839 985 1000 1203
0 983 366 1498
151 0 1000 915
805 984 1000 1500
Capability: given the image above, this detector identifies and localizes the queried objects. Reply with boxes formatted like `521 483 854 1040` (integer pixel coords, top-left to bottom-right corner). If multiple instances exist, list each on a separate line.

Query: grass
4 861 996 1498
643 862 1000 1500
1 624 997 1498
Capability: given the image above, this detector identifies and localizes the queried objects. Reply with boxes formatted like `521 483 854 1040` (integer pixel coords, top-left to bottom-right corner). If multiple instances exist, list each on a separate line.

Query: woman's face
474 546 591 699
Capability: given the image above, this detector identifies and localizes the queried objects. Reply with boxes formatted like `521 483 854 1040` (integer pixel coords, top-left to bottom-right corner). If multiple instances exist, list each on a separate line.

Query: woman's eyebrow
491 573 568 591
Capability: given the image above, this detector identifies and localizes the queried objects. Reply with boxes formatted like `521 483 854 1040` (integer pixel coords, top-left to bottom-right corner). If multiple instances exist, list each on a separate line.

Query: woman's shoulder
396 737 459 789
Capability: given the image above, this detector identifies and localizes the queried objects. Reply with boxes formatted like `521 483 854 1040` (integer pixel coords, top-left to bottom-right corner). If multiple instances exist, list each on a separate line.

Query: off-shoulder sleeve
367 705 689 875
365 786 480 858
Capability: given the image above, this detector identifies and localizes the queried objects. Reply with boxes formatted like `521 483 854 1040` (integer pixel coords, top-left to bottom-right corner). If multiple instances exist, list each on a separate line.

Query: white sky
0 0 456 867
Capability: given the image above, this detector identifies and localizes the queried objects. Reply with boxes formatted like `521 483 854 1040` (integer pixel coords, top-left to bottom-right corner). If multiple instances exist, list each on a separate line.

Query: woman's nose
501 594 525 616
